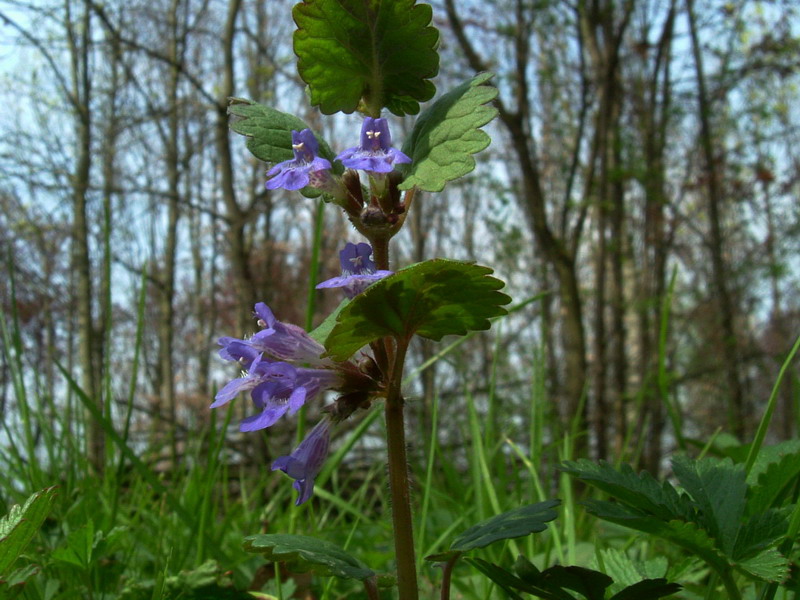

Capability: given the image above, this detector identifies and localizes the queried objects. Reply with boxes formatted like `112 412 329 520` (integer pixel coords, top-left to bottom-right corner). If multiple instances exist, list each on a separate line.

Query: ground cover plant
1 1 800 599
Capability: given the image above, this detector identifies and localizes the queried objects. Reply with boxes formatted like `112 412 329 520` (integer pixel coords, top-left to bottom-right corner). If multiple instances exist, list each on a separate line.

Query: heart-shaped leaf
323 260 511 361
399 73 498 192
293 0 439 115
244 534 374 581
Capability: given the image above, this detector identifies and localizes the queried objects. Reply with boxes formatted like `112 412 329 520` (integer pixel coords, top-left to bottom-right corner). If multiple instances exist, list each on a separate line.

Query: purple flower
266 129 332 191
317 242 393 299
219 303 329 367
272 419 331 505
211 356 342 432
336 117 411 174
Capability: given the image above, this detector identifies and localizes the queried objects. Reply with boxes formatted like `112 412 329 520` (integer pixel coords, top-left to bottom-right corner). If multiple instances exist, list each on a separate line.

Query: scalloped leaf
733 507 789 559
671 455 746 557
323 260 510 361
450 500 560 553
292 0 438 115
398 73 498 192
243 534 374 581
0 487 58 576
227 99 337 166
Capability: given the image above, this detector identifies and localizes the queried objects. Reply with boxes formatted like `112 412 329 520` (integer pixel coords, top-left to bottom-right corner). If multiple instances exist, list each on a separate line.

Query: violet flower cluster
265 117 410 192
213 243 392 505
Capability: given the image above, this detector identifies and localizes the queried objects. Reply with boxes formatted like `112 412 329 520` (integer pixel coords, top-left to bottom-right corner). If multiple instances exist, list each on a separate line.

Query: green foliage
120 560 256 600
450 500 560 554
308 298 348 345
243 534 375 581
323 259 511 361
466 556 681 600
399 72 499 192
0 486 57 576
227 99 337 165
744 440 800 516
292 0 439 115
563 456 793 586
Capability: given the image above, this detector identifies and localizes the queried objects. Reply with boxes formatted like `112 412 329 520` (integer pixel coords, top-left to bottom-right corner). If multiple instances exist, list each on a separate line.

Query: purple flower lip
266 129 332 191
336 117 411 174
316 242 393 298
272 419 332 505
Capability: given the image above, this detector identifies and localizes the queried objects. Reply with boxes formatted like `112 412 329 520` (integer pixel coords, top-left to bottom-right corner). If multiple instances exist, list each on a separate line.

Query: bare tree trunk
686 0 745 439
67 0 103 474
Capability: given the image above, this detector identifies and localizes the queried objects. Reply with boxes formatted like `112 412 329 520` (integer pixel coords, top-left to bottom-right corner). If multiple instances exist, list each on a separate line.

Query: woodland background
1 0 799 520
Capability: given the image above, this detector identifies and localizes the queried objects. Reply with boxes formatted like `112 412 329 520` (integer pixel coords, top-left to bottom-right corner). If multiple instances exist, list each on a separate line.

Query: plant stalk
384 339 418 599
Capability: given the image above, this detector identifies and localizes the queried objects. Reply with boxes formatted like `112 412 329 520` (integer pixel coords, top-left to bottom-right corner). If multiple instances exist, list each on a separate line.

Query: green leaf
609 579 682 600
595 548 668 595
671 455 746 556
534 565 611 600
734 548 789 582
292 0 439 115
323 260 511 361
561 460 691 522
450 500 560 553
465 557 561 600
243 534 374 581
51 520 96 569
0 486 58 576
228 99 337 166
399 73 498 192
309 298 349 345
733 508 789 559
745 440 800 515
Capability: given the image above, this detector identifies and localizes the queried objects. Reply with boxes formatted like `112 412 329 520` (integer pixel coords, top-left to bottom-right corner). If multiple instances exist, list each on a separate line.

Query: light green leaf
734 548 789 582
243 534 374 581
227 99 337 166
449 500 560 553
309 298 349 345
292 0 439 115
323 260 510 361
745 440 800 515
0 486 58 576
399 73 498 192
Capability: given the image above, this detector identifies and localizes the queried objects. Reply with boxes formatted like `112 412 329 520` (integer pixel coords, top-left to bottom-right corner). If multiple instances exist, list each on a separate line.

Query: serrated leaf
323 260 510 361
228 99 337 166
733 507 789 559
595 549 668 595
243 534 374 581
450 500 559 553
580 501 730 573
292 0 438 115
746 440 800 515
609 579 682 600
561 460 691 522
734 548 789 582
0 487 58 576
399 73 498 192
671 455 746 556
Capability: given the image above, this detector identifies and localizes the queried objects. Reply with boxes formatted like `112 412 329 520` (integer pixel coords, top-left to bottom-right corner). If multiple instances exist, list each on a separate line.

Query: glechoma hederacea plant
199 2 800 599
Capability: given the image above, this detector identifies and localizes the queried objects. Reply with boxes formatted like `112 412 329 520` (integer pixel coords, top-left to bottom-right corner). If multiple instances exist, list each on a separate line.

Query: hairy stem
385 339 418 599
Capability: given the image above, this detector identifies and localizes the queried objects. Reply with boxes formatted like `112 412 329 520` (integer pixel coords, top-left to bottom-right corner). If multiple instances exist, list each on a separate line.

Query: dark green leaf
733 508 789 559
243 534 374 581
609 579 682 600
535 565 611 600
323 260 510 361
0 487 58 576
450 500 560 553
734 548 789 582
561 460 691 522
398 73 498 192
465 557 563 600
671 455 746 556
292 0 438 115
